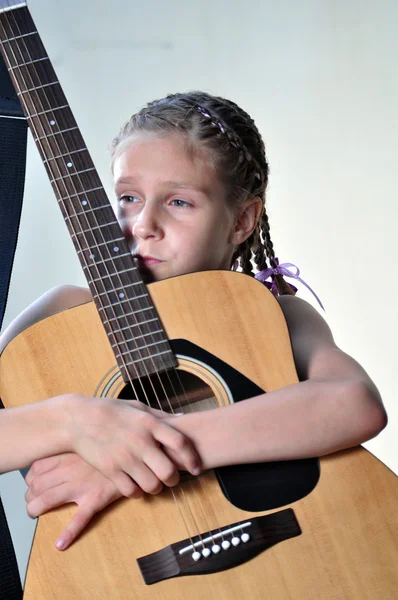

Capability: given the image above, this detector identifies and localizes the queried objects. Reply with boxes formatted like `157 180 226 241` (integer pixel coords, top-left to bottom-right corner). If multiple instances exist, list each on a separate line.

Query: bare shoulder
277 294 378 393
277 294 335 346
0 284 92 355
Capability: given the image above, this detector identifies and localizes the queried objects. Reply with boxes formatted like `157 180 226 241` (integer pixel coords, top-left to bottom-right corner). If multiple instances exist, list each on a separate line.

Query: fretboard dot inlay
67 162 73 168
119 292 125 299
89 254 95 259
50 120 55 126
113 246 119 252
82 200 88 206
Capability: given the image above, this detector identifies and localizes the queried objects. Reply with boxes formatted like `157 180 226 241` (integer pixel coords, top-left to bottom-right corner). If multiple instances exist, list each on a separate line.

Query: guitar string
1 2 230 551
0 1 214 551
0 3 200 550
2 2 228 552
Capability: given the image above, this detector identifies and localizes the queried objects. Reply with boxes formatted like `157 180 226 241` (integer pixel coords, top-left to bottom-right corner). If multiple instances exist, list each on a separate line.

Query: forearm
0 396 71 473
171 379 387 470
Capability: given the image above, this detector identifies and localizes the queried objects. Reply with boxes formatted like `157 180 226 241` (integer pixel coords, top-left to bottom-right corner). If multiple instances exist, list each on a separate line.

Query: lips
142 257 163 265
134 254 163 266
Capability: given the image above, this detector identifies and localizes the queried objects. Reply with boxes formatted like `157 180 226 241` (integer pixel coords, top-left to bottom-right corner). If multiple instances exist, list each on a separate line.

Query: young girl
0 91 387 552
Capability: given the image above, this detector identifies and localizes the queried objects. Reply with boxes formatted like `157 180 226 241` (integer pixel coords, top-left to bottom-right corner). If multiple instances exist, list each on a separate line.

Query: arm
0 397 70 473
166 295 387 469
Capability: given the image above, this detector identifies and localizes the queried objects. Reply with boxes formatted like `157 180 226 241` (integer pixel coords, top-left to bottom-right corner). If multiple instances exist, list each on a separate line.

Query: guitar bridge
137 508 301 585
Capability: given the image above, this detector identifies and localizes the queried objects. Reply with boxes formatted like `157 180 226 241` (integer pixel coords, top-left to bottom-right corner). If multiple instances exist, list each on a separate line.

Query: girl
0 91 387 552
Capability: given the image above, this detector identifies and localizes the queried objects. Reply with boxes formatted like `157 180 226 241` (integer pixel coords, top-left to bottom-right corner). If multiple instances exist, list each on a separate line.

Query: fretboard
0 5 177 381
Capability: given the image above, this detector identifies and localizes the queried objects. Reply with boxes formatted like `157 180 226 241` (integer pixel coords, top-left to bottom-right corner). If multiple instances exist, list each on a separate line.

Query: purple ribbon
254 258 325 311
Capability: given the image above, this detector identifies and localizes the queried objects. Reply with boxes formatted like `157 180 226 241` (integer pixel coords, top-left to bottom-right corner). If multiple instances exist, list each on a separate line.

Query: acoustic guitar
0 2 397 598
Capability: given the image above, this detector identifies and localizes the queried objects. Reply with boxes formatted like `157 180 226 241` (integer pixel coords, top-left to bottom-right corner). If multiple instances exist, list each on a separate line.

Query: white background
0 0 397 584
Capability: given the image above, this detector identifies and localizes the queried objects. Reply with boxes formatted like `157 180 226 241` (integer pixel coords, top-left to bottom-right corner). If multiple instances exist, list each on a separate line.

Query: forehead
113 132 221 194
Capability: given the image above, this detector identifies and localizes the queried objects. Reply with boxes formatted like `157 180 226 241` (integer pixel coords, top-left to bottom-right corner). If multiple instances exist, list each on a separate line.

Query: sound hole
118 369 220 414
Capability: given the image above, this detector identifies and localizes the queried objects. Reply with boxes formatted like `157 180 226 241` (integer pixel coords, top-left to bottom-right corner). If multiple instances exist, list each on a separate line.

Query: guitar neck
0 4 176 380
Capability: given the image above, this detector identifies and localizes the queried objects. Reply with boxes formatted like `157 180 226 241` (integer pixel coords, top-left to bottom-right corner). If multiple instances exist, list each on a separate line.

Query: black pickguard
169 339 320 512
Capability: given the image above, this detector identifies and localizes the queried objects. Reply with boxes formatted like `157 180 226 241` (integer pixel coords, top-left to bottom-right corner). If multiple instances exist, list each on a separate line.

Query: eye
170 199 191 208
118 195 140 204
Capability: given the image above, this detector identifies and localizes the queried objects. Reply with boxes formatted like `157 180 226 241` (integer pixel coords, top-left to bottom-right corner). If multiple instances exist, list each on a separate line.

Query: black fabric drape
0 52 27 600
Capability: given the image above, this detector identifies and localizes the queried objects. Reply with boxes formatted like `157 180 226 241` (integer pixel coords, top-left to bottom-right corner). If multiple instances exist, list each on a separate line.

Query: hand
25 453 125 550
65 396 200 497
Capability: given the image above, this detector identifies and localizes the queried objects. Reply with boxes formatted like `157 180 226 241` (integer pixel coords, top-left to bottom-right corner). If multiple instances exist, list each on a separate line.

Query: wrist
165 411 213 471
53 393 87 455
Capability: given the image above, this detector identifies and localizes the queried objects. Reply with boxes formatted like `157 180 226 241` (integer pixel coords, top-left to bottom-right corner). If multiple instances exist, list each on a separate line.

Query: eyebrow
114 176 209 195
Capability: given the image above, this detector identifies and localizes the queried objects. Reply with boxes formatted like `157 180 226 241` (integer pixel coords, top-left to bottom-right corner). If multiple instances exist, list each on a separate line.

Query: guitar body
1 271 397 599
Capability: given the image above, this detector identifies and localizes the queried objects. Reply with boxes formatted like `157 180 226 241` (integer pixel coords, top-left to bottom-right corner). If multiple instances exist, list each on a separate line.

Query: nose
131 202 163 241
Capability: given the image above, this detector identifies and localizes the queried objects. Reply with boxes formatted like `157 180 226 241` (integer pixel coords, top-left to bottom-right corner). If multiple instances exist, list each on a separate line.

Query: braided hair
111 91 295 296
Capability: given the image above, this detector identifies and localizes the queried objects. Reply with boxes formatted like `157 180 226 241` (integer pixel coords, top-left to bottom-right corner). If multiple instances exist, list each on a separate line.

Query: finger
154 424 201 476
55 484 136 551
26 482 74 518
25 455 62 486
25 465 68 501
110 471 139 498
124 460 163 495
54 503 98 551
142 447 180 488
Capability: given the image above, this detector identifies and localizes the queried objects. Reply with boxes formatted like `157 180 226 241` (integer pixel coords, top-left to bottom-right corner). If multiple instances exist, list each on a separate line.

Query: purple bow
254 258 325 311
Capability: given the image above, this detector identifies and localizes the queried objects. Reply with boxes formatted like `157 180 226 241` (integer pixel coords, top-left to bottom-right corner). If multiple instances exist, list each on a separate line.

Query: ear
230 196 263 245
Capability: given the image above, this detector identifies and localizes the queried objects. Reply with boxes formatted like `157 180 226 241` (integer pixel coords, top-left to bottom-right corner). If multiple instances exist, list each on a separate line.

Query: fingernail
175 412 184 416
191 466 201 476
55 538 66 551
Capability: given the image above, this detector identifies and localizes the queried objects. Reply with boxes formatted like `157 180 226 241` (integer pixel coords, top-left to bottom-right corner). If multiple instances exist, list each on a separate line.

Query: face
113 133 237 282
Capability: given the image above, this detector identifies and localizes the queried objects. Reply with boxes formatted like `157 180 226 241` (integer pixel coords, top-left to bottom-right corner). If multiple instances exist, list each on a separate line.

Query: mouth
141 256 163 265
133 254 164 269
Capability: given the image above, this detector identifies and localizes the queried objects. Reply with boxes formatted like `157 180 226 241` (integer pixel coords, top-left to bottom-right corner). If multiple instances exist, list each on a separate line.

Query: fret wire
50 167 96 183
59 186 103 200
68 204 112 218
123 339 169 353
106 318 159 333
91 268 137 282
105 312 156 324
31 105 69 119
43 148 88 162
96 287 147 298
36 125 78 141
98 305 153 314
0 4 27 15
75 237 125 253
70 221 120 236
81 252 131 267
2 31 37 42
96 291 147 303
8 56 49 70
122 350 171 365
111 330 164 348
17 80 59 94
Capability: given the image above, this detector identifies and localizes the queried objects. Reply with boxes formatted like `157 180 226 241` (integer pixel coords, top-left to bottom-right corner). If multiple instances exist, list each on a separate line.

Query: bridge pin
192 551 201 561
231 537 241 546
